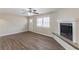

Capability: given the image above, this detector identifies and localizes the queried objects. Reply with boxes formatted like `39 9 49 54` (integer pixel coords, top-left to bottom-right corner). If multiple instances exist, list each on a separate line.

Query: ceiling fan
21 8 39 16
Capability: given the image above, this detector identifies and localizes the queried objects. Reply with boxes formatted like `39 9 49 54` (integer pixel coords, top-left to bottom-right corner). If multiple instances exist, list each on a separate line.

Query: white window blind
37 17 50 28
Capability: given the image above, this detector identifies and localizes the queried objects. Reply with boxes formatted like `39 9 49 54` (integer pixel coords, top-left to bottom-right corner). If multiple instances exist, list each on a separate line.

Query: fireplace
56 18 79 48
60 23 73 41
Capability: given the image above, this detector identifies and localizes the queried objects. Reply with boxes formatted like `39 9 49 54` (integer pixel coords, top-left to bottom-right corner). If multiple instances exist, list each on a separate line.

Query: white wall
29 13 57 37
29 17 34 31
56 8 79 18
0 14 28 36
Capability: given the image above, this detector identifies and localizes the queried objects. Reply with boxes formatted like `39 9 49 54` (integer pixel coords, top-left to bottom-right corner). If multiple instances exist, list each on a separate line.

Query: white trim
0 31 28 37
73 22 77 43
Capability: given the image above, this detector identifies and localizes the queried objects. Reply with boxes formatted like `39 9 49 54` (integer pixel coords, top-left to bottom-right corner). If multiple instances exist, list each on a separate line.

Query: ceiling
0 8 58 16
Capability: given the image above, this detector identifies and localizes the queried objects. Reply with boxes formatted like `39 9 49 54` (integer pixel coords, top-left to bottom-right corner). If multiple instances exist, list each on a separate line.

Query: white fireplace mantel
57 18 79 44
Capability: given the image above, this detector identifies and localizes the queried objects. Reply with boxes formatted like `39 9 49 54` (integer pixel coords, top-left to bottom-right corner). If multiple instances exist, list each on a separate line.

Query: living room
0 8 79 50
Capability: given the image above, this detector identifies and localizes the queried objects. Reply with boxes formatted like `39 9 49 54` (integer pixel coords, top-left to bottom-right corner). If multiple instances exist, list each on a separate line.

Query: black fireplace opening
60 23 73 41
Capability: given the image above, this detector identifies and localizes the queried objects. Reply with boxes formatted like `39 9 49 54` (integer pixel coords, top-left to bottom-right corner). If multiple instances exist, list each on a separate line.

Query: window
37 18 42 27
37 17 50 28
43 17 50 27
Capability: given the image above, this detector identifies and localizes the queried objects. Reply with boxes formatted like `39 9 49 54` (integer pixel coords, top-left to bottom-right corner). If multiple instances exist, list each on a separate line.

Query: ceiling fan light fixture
28 12 33 16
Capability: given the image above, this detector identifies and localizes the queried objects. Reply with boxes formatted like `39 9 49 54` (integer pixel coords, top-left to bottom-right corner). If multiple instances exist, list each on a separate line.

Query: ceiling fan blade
35 13 39 14
33 10 39 14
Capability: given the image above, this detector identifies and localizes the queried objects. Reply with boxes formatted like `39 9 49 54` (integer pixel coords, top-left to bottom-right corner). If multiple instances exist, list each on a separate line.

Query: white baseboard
33 31 53 38
0 30 28 37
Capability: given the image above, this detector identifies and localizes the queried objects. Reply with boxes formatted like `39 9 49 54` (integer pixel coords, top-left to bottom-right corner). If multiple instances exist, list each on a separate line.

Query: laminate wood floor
0 31 65 50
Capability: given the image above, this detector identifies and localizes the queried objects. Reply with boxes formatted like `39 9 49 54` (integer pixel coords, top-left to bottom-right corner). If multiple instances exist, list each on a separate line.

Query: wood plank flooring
0 31 65 50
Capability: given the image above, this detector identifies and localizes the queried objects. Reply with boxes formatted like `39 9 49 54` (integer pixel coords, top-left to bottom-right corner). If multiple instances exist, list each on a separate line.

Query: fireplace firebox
60 23 73 41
